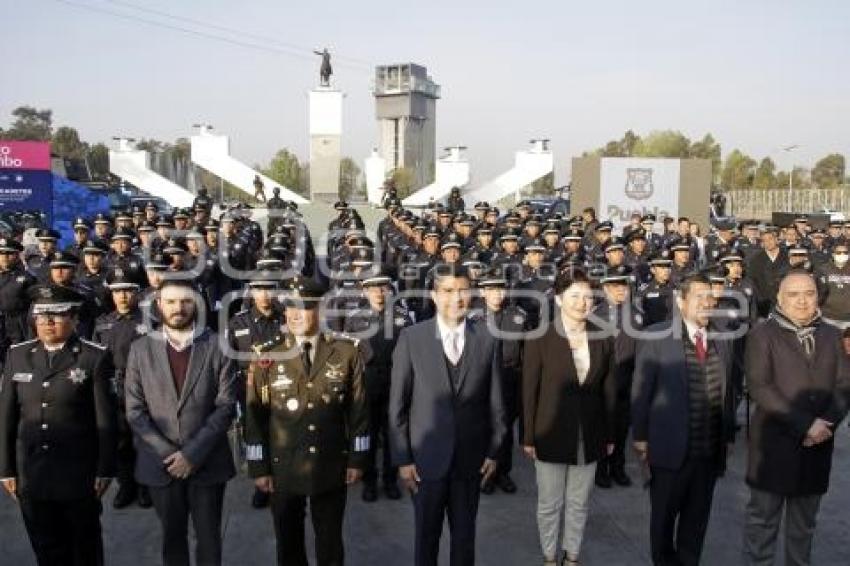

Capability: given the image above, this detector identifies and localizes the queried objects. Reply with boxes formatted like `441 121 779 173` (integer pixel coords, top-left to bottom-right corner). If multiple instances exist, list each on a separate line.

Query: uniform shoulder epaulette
325 331 360 348
252 333 285 354
79 338 108 350
9 338 38 350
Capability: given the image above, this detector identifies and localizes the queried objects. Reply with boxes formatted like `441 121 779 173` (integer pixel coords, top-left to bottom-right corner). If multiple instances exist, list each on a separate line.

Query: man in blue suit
389 263 507 566
632 273 739 566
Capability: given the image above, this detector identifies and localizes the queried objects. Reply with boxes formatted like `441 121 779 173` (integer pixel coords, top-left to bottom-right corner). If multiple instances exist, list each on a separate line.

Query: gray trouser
534 459 597 561
743 487 821 566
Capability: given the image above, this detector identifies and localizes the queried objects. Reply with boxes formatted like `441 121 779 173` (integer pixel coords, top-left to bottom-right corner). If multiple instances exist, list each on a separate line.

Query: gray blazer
125 328 237 487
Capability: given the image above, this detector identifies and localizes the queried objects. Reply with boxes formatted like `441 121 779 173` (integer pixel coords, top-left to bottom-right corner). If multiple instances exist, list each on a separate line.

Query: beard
164 310 195 330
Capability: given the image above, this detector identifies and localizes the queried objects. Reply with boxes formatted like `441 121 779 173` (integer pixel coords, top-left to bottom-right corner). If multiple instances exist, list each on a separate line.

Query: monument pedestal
309 87 343 203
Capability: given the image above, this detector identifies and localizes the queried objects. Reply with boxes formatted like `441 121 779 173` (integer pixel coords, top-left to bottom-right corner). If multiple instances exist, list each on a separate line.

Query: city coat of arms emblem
625 168 654 200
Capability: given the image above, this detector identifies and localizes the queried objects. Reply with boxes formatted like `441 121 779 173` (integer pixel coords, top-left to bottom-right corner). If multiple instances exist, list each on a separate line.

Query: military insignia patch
325 362 344 381
67 368 88 384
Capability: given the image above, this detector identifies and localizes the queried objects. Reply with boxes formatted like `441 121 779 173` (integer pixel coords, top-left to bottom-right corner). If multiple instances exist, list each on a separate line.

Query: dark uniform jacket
0 335 117 500
343 304 412 397
0 265 36 344
638 279 675 326
93 309 151 403
745 318 850 495
244 332 369 496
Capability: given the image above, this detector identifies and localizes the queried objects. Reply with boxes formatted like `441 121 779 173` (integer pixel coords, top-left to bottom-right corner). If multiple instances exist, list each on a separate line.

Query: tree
720 149 757 190
633 130 691 158
262 149 301 192
52 126 88 159
339 157 362 201
752 157 776 190
135 139 166 153
688 133 722 182
1 106 52 140
87 142 110 179
811 153 845 189
389 167 416 199
530 171 555 196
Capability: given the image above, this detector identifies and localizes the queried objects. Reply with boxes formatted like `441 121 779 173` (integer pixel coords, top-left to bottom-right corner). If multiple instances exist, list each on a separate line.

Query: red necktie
694 330 707 364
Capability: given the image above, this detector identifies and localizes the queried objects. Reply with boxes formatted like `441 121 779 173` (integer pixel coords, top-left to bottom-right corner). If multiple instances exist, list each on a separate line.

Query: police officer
0 284 117 566
26 229 61 282
593 265 642 488
343 269 411 502
638 251 676 325
474 267 526 495
244 277 369 566
92 269 153 510
227 270 287 509
0 236 36 346
66 217 93 259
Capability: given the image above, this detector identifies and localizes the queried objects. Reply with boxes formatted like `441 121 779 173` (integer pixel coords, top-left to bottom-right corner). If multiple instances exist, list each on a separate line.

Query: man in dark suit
0 284 117 566
743 270 850 565
125 279 237 566
632 273 738 566
389 263 507 566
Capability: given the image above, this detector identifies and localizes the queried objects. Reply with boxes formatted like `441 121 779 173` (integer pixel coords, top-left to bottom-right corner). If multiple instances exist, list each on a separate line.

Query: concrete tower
374 63 440 191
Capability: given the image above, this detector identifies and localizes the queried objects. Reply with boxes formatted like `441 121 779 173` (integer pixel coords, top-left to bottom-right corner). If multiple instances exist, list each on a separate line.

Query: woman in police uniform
0 284 117 566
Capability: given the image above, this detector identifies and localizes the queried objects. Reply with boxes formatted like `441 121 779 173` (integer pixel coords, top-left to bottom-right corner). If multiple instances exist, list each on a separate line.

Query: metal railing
725 187 850 219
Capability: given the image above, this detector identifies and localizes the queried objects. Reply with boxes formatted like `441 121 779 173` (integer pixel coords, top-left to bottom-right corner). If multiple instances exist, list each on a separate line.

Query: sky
2 0 848 184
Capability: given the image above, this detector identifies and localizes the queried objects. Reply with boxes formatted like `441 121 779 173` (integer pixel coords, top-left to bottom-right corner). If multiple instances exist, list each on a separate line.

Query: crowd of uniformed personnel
2 182 850 564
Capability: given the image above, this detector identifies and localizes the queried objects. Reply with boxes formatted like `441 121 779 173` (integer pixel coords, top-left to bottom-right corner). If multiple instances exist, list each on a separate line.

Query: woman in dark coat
522 268 617 565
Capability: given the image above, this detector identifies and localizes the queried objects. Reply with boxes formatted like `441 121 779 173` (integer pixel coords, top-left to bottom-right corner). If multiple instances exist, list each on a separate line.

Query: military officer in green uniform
244 277 369 566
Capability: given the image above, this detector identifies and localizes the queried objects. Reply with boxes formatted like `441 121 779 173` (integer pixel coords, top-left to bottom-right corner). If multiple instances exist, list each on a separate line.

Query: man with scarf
743 270 850 566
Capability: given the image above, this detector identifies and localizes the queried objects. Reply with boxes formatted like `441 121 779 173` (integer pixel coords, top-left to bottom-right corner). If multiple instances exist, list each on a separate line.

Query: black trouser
148 480 226 566
19 494 103 566
363 388 397 486
413 475 480 566
601 390 631 475
497 370 520 475
116 406 137 488
270 486 347 566
649 457 718 566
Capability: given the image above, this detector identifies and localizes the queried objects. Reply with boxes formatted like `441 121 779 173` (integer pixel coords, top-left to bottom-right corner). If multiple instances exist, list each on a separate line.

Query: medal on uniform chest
325 362 344 381
271 365 293 389
286 398 299 411
67 368 88 385
321 393 331 404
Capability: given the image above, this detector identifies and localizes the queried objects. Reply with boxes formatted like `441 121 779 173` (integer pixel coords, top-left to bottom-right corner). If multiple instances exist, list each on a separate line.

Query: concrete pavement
2 430 849 565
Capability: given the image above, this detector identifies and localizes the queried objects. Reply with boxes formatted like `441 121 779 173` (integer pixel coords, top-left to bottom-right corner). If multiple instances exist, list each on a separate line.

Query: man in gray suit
125 279 237 566
389 263 506 566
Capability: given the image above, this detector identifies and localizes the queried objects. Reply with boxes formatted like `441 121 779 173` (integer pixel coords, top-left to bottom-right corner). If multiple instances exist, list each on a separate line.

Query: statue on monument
313 48 332 87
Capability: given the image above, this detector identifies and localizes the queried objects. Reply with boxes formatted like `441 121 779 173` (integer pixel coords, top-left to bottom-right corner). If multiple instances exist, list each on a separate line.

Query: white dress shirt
436 316 466 364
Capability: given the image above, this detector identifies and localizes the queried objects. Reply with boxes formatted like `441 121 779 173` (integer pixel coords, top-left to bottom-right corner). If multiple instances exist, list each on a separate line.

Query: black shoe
595 468 612 489
251 488 270 509
112 484 137 509
383 482 402 500
480 480 495 495
362 484 378 503
137 486 152 509
612 469 633 487
495 474 517 494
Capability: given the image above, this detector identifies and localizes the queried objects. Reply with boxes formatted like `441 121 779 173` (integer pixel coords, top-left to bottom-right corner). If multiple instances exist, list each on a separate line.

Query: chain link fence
724 187 850 220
